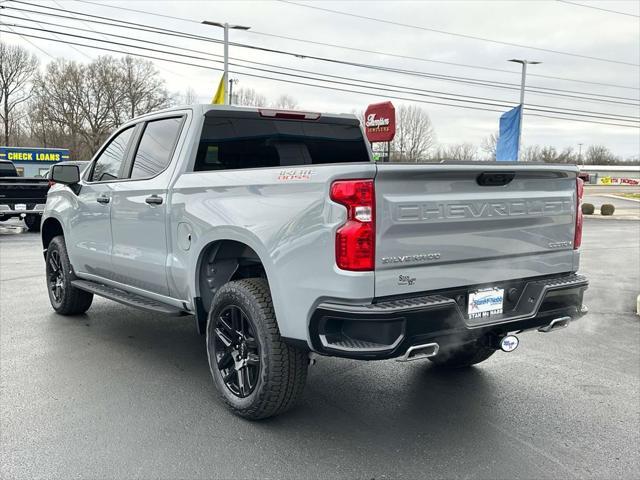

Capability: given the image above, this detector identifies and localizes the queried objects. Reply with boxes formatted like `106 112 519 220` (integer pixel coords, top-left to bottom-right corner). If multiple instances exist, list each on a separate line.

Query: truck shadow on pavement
40 305 586 477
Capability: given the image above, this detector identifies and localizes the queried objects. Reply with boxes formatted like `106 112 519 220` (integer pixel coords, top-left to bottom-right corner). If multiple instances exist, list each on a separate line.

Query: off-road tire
24 214 41 232
428 342 495 369
46 235 93 315
206 278 308 420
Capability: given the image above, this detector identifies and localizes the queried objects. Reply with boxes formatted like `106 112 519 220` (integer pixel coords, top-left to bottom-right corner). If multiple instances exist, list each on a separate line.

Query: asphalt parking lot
1 218 639 479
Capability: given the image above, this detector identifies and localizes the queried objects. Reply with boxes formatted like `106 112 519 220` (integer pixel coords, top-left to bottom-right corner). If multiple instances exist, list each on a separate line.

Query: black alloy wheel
213 305 261 398
47 249 65 303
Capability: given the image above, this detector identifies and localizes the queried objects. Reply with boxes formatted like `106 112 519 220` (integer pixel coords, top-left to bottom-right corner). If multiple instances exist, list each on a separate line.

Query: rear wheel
46 236 93 315
428 342 495 369
24 214 41 232
206 278 308 420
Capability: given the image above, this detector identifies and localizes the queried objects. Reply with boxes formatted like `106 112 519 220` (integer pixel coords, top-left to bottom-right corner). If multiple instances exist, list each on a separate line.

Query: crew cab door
69 126 136 277
109 115 186 296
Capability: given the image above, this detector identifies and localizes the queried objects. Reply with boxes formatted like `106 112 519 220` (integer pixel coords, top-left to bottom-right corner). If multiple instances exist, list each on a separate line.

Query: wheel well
198 240 266 312
42 218 63 249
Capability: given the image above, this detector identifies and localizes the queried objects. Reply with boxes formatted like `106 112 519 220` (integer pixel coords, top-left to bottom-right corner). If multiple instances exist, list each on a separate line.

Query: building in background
0 146 69 177
579 165 640 186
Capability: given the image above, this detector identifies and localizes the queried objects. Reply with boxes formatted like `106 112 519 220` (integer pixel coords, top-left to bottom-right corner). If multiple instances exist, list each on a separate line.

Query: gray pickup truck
42 105 588 419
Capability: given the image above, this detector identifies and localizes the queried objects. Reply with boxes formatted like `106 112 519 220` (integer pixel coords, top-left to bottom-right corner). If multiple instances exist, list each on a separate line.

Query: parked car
578 171 590 184
41 105 589 419
0 159 50 231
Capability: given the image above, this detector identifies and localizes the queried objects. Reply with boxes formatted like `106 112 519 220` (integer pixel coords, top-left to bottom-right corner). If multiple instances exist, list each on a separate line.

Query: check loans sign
364 101 396 142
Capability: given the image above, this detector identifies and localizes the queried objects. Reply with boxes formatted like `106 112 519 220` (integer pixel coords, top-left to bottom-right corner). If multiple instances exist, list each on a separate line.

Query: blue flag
496 105 522 162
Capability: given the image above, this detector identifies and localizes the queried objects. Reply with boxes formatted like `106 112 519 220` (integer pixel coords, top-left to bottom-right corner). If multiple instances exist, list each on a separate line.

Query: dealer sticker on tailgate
468 288 504 319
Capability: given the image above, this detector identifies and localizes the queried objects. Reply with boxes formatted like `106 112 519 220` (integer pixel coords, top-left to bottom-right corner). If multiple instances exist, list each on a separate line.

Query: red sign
364 101 396 142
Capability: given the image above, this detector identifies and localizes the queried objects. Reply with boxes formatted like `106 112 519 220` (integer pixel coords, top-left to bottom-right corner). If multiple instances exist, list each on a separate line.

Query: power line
278 0 640 67
6 0 640 106
4 24 54 58
245 29 640 92
70 0 640 90
5 5 639 115
23 8 92 60
4 12 637 118
1 26 637 129
3 17 638 123
556 0 640 18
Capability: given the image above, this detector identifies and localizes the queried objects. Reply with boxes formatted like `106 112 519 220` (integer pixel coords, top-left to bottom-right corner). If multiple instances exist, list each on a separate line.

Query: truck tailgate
374 163 578 297
0 178 50 203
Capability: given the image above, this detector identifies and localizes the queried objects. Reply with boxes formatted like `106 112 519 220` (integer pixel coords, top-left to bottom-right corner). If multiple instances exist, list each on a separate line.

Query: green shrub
601 204 615 216
581 203 595 215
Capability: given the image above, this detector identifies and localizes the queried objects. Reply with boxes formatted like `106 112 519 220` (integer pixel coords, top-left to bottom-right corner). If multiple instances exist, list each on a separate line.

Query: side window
90 127 134 182
130 117 183 180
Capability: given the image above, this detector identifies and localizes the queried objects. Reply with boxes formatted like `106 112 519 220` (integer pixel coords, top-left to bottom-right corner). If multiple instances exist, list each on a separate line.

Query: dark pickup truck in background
0 159 50 231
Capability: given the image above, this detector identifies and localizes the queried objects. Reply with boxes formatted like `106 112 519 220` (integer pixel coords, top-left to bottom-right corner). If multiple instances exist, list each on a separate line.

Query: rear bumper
309 273 588 360
0 204 45 216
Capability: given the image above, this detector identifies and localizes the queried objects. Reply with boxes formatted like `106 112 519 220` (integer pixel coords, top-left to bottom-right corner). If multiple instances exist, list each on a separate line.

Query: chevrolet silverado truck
41 105 589 419
0 159 50 231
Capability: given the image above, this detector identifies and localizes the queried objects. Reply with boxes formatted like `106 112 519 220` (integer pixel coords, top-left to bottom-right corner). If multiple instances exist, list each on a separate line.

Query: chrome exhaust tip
538 316 571 333
397 342 439 362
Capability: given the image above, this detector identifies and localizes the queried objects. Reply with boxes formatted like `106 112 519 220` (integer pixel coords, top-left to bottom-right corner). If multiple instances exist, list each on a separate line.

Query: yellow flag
211 75 225 105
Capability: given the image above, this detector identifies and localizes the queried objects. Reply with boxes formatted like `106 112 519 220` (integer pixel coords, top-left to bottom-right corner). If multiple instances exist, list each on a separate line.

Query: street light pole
202 20 251 105
509 59 541 161
578 143 584 165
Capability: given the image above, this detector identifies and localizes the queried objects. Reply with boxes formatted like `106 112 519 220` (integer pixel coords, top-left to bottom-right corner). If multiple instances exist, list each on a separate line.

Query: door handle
145 195 163 205
96 195 110 204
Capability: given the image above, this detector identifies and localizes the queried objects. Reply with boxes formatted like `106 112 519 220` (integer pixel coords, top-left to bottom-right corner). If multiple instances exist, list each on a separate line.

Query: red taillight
330 179 375 271
574 177 584 249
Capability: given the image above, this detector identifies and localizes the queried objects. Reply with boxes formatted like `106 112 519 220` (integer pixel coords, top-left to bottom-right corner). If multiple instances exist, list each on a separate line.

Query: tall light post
202 21 250 105
509 59 541 161
578 143 584 165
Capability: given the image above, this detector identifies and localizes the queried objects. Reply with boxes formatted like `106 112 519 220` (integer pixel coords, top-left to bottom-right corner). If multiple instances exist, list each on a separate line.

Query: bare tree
32 59 86 158
181 87 199 105
234 87 267 107
272 94 298 109
116 56 170 125
480 132 498 161
31 56 171 158
0 41 39 145
585 145 618 165
390 105 435 162
432 143 477 162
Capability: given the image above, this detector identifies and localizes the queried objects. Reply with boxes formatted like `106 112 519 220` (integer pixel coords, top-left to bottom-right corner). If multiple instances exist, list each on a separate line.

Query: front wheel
428 341 495 369
206 278 308 420
45 235 93 315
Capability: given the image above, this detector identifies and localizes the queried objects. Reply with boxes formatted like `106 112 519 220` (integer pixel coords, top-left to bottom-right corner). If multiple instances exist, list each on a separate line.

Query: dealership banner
0 146 69 163
597 176 640 186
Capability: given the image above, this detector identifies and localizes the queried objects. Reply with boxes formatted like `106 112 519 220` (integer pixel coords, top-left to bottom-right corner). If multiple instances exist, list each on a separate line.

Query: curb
584 215 640 221
601 194 640 204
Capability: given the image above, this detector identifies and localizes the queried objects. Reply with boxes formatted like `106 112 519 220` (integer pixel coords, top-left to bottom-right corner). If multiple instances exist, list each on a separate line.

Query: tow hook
499 335 519 352
488 334 519 352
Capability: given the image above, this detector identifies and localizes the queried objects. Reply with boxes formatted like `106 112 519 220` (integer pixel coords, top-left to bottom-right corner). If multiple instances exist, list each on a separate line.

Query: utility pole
509 59 541 161
578 143 584 165
202 21 251 105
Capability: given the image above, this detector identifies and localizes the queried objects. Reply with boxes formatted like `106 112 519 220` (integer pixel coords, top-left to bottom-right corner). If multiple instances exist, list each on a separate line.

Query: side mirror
50 164 80 185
